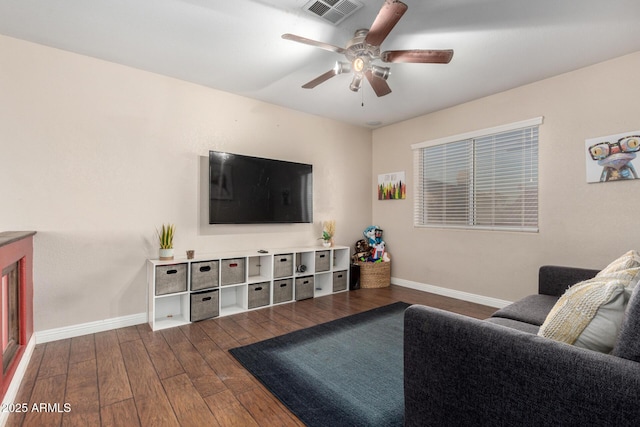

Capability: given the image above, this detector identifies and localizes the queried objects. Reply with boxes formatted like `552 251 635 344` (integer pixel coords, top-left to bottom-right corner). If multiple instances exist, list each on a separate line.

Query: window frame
412 117 543 232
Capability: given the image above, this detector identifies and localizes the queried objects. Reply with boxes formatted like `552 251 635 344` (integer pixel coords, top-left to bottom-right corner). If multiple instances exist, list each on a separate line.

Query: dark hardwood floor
7 285 495 426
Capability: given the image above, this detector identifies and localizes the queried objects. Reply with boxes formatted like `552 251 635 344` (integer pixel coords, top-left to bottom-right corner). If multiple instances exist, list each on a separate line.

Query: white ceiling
2 0 640 128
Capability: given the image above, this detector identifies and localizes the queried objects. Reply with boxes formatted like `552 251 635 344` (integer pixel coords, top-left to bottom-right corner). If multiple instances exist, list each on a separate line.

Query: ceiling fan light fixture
333 61 351 74
370 64 391 81
352 57 366 73
349 74 363 92
284 0 454 98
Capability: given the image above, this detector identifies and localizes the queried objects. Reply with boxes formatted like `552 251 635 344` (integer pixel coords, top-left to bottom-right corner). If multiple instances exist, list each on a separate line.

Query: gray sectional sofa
404 265 640 426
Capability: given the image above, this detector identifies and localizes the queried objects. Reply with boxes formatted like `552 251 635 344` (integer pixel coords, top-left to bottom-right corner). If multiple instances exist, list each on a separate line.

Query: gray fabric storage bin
221 258 245 286
273 253 293 278
315 251 330 272
190 289 219 321
191 260 219 291
332 270 348 292
273 278 293 304
155 264 187 295
248 282 270 309
295 276 314 301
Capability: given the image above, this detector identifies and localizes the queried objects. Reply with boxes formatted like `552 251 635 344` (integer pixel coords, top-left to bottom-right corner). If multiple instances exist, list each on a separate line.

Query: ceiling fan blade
302 69 338 89
364 0 408 47
282 33 345 54
365 70 392 97
381 49 454 64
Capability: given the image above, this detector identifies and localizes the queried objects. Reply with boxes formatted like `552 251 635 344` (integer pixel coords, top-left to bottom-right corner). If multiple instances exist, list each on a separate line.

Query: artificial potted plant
319 220 335 247
321 230 332 247
157 223 175 260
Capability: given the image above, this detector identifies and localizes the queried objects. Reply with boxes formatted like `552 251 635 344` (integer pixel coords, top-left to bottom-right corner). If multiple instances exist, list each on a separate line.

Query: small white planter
159 248 174 261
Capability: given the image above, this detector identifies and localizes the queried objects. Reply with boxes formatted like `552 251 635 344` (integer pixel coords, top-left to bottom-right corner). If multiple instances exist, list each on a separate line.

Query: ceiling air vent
303 0 363 25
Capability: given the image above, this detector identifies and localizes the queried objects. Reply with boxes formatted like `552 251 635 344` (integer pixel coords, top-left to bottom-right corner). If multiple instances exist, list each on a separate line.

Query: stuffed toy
363 225 377 246
352 239 372 263
363 226 385 261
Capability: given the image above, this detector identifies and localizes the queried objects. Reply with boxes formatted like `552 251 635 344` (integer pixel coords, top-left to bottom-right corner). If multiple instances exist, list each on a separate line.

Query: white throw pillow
573 284 626 353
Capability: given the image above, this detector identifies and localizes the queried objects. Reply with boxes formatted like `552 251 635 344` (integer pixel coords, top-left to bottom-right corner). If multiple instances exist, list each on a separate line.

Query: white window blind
413 118 541 232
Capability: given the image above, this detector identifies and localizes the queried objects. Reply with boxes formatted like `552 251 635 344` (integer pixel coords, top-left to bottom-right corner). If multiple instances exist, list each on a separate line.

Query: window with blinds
413 118 541 232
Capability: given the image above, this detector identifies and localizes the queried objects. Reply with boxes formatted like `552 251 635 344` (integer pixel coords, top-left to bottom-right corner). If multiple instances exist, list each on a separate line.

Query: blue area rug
229 302 409 427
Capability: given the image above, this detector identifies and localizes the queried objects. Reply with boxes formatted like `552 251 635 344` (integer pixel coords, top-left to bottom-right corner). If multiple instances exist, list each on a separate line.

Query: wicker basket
358 261 391 288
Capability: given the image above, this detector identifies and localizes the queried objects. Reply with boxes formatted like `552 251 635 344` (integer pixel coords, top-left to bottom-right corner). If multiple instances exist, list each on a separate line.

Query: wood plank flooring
7 286 496 426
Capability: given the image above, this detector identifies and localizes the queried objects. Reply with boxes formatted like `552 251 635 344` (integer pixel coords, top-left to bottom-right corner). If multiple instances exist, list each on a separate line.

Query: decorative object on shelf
586 131 640 183
319 220 336 247
186 250 195 259
378 171 406 200
156 223 175 260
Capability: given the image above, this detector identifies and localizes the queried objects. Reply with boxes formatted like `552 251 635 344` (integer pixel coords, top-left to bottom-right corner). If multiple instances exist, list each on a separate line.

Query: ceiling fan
282 0 453 97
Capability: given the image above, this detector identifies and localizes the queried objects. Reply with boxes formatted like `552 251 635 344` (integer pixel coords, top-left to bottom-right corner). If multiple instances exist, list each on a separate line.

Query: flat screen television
209 151 313 224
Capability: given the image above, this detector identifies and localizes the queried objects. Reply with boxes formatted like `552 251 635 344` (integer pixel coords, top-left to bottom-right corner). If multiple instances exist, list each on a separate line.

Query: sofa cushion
613 283 640 361
538 278 626 353
490 294 558 326
484 317 540 334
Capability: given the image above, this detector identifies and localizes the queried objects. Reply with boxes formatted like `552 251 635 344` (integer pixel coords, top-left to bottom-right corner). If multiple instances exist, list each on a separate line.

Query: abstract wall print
378 171 406 200
585 132 640 183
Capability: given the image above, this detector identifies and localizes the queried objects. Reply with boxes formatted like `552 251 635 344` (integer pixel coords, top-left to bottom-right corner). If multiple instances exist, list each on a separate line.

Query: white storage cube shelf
148 246 351 331
248 255 273 283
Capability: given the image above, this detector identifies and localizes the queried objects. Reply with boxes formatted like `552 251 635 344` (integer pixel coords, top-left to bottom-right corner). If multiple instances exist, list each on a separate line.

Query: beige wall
3 32 638 331
0 35 372 331
373 51 640 302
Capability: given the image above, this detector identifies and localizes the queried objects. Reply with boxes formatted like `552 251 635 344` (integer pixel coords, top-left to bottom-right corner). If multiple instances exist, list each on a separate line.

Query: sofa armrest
538 265 599 296
404 305 640 426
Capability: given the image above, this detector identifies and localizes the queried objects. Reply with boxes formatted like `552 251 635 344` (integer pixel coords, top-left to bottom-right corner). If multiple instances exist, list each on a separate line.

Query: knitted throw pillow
538 278 626 353
595 250 640 290
538 250 640 353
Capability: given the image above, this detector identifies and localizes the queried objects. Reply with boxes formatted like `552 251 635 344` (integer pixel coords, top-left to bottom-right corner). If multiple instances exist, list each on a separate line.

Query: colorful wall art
585 132 640 183
378 171 406 200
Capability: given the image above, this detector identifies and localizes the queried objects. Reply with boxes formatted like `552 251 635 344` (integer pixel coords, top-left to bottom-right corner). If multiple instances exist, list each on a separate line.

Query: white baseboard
35 312 147 344
1 335 36 427
392 277 512 309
